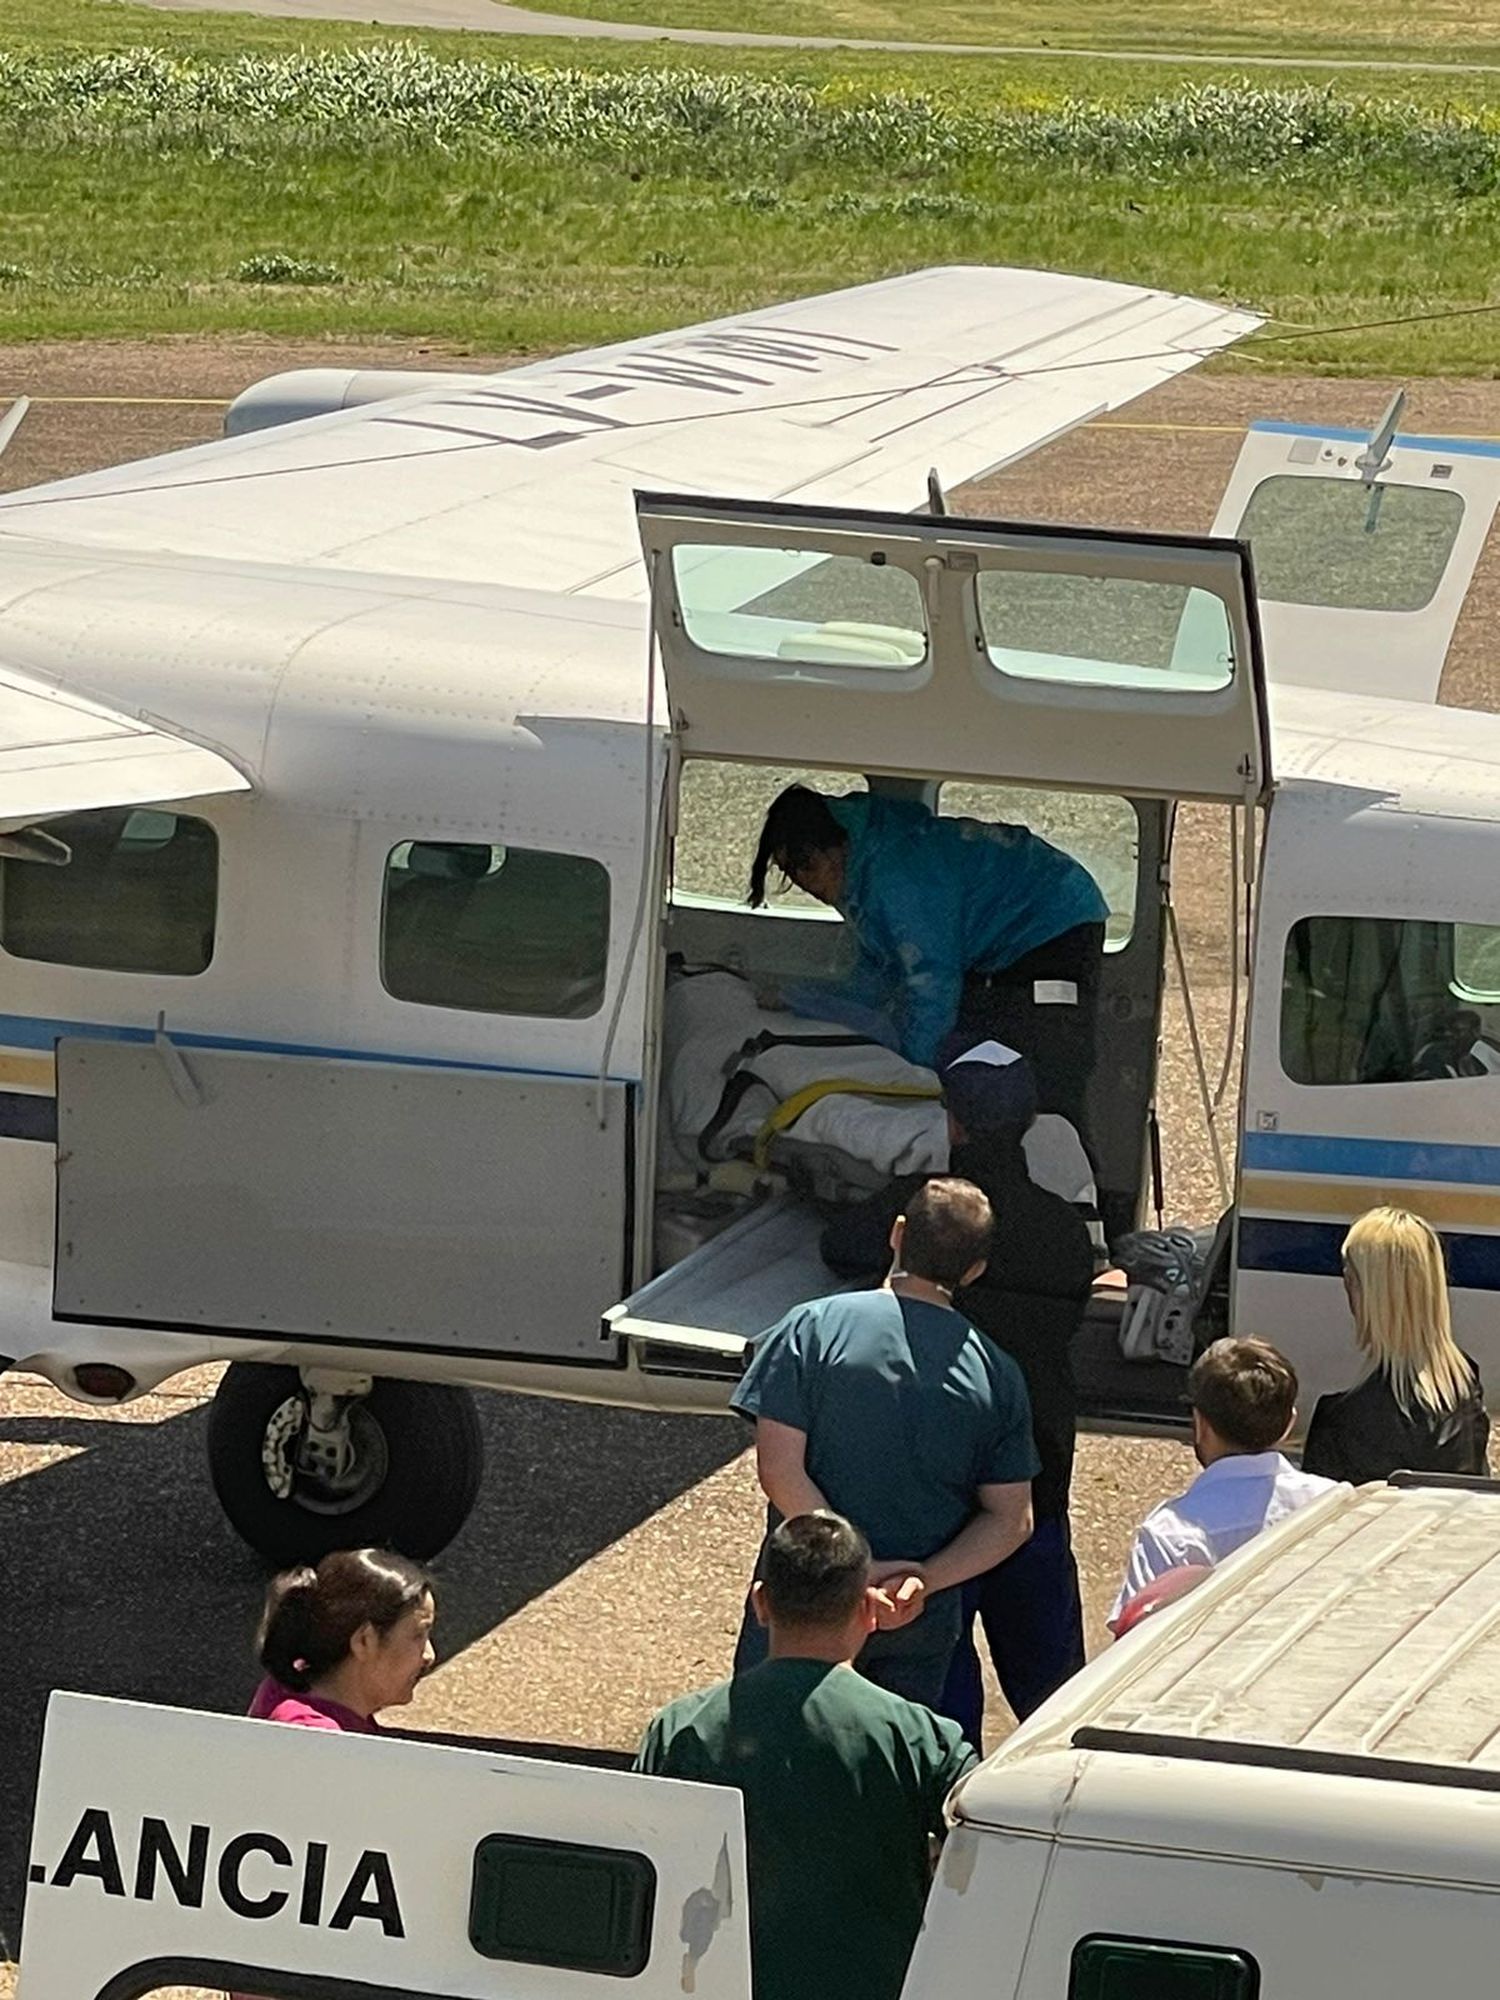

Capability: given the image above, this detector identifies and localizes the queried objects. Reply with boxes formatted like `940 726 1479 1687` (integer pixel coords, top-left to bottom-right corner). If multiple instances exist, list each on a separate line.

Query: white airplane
0 263 1495 1563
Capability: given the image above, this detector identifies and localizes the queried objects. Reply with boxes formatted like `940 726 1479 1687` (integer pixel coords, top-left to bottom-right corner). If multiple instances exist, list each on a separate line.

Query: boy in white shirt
1112 1337 1337 1624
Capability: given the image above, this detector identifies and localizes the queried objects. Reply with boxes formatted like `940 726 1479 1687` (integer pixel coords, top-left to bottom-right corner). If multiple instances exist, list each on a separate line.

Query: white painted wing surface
0 662 249 826
0 266 1260 599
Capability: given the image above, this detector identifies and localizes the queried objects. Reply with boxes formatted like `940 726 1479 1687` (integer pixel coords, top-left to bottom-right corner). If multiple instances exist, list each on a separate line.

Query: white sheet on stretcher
661 969 1095 1208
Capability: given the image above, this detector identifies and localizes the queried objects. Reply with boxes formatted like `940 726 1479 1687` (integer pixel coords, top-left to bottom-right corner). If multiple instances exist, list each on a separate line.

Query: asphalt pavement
134 0 1500 71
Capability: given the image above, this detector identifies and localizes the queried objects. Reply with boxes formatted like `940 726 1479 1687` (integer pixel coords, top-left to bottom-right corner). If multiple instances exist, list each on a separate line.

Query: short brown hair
1188 1337 1298 1453
900 1177 993 1290
760 1512 870 1625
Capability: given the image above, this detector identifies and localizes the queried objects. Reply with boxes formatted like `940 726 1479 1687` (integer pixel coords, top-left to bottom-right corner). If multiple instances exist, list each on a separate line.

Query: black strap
699 1067 774 1162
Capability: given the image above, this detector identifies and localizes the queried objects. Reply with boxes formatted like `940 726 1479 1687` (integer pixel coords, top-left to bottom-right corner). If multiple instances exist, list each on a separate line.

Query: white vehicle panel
20 1693 750 2000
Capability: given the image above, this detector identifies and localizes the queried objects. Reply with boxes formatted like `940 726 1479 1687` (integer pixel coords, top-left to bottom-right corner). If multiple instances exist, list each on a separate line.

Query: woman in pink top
248 1547 436 1733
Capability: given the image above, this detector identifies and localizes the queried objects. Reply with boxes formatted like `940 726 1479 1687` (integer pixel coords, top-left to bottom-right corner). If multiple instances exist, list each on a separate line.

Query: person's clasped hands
870 1559 927 1629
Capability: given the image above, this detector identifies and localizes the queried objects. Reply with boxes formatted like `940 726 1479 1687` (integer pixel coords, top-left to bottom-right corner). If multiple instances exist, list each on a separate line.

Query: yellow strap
752 1077 941 1169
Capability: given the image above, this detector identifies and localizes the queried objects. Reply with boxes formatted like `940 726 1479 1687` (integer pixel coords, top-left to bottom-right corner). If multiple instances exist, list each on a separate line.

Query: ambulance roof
958 1481 1500 1853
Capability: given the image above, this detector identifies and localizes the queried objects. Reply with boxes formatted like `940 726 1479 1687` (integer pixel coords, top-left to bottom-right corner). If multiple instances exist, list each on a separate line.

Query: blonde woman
1302 1207 1489 1484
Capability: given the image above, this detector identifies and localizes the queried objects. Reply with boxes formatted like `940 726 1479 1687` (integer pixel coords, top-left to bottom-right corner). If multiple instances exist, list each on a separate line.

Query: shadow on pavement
0 1384 742 1961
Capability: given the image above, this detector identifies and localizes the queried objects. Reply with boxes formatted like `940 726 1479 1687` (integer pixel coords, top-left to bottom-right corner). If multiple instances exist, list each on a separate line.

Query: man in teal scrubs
730 1177 1038 1709
636 1512 976 2000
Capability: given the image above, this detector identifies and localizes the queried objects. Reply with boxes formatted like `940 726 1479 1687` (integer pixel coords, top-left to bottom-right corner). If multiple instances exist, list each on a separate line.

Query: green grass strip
3 49 1499 193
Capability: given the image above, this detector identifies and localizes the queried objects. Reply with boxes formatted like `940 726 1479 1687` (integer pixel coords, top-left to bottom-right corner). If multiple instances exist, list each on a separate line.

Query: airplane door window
380 841 610 1019
1281 914 1500 1085
0 806 218 976
1238 476 1465 614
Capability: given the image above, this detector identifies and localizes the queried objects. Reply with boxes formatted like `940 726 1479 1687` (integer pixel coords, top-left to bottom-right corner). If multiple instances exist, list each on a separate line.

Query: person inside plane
821 1037 1096 1734
248 1547 436 1734
1411 1007 1500 1080
748 785 1108 1131
1301 1207 1490 1486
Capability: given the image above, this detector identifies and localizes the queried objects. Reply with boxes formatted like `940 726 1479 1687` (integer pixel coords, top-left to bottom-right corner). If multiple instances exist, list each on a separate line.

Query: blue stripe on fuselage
1241 1131 1500 1188
0 1010 635 1085
1249 420 1500 460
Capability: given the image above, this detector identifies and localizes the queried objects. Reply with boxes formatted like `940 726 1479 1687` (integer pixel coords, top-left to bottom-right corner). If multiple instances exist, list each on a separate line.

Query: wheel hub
261 1393 390 1515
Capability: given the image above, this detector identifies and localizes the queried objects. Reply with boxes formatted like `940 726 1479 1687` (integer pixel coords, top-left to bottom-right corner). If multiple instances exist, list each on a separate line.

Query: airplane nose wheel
207 1362 485 1564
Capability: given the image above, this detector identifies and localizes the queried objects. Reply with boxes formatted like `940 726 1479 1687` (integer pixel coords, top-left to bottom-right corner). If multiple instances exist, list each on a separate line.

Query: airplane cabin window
1238 475 1464 613
0 807 218 976
1281 913 1500 1085
939 781 1137 950
977 571 1234 693
381 841 609 1019
669 546 927 669
673 763 866 911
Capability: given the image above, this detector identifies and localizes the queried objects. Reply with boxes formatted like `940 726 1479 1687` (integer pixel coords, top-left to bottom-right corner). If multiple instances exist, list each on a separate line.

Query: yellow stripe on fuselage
0 1051 55 1092
1241 1173 1500 1234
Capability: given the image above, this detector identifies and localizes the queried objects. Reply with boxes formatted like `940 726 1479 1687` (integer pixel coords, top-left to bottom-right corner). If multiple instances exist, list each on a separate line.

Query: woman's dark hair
748 785 847 908
257 1547 431 1694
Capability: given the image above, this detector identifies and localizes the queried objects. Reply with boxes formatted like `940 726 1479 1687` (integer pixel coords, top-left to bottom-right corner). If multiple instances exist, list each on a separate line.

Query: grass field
1 4 1498 369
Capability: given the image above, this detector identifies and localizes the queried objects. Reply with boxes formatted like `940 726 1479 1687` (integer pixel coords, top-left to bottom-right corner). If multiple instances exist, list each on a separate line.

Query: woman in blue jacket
748 785 1107 1130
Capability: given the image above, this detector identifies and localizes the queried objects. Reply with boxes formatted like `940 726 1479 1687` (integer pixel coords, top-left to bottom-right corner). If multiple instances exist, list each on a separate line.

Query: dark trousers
960 921 1105 1141
734 1560 964 1710
937 1515 1086 1746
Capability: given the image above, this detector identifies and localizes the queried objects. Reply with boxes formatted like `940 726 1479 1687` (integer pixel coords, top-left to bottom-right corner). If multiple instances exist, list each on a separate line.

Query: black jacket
820 1137 1095 1519
1302 1358 1490 1487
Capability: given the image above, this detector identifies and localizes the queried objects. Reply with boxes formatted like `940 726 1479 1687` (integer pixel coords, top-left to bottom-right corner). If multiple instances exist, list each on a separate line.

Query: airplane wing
0 267 1260 601
0 662 249 827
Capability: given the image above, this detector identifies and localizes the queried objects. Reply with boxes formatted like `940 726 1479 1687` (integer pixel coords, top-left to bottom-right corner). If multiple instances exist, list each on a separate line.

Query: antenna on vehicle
0 396 29 463
926 467 947 515
1356 388 1405 534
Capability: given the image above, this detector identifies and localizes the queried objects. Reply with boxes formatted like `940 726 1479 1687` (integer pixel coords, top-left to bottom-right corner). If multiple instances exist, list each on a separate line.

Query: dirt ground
2 342 1499 1984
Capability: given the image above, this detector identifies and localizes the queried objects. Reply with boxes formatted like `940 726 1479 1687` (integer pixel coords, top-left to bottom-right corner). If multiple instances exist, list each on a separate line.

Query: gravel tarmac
2 343 1498 1986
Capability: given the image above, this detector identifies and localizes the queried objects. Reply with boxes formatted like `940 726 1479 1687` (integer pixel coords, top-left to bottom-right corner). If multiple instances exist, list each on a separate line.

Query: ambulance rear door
21 1691 750 2000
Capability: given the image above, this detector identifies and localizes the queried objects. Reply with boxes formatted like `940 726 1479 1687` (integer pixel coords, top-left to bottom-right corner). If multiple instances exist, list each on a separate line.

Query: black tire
207 1363 484 1565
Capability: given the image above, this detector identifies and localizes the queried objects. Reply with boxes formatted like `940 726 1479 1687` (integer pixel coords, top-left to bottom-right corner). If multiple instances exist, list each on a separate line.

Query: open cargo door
21 1692 750 2000
636 493 1271 804
1212 409 1500 705
610 493 1272 1378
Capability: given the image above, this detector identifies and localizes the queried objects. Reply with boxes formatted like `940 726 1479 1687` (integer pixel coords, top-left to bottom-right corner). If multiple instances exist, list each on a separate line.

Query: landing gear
206 1363 485 1565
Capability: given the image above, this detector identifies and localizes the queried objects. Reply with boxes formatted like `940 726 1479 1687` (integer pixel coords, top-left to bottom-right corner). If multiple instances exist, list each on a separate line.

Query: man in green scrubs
635 1512 976 2000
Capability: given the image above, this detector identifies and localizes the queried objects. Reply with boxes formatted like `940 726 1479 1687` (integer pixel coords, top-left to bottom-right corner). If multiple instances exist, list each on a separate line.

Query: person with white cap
823 1033 1095 1739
